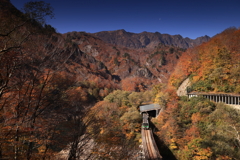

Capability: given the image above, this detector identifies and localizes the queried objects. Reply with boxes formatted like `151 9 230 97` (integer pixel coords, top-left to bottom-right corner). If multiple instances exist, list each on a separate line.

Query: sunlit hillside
169 27 240 93
154 27 240 160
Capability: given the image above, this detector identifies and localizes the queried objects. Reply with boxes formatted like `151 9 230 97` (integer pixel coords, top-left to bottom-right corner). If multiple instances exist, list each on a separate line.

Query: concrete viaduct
188 92 240 106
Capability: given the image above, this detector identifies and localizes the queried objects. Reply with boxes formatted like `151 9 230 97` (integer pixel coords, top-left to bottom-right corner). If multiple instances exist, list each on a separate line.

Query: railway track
142 128 162 160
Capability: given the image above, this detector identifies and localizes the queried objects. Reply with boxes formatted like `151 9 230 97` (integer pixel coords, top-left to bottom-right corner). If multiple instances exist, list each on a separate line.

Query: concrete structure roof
140 103 161 112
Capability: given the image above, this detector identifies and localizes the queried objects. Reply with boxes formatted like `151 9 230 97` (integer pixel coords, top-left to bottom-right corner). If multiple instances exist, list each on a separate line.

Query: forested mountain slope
64 31 186 89
153 27 240 160
169 27 240 93
0 1 119 159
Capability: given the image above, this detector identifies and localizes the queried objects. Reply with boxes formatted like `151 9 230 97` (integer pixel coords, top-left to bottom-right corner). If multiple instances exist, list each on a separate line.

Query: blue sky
10 0 240 39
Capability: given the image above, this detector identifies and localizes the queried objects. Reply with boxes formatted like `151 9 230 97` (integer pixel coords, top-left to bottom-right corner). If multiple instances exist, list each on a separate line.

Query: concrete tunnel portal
140 103 161 118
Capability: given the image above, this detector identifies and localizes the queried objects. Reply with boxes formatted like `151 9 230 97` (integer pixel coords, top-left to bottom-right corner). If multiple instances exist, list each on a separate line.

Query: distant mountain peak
119 29 126 32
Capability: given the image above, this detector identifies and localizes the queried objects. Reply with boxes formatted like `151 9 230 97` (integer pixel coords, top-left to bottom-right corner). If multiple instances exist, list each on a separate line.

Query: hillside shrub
191 80 213 92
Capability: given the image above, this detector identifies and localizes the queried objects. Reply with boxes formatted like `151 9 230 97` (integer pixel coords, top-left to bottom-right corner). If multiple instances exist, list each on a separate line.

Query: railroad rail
141 128 162 160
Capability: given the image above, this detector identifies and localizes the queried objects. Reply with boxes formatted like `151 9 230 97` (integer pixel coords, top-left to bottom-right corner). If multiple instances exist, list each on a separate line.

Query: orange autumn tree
121 77 149 92
169 47 200 88
121 77 139 91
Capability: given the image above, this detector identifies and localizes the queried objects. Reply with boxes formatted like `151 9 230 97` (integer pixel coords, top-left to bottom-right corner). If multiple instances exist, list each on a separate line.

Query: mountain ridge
92 29 210 49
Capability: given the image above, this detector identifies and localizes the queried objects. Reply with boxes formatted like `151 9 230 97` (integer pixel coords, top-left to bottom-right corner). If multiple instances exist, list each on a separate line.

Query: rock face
84 45 99 56
134 68 153 78
177 78 191 96
93 29 210 49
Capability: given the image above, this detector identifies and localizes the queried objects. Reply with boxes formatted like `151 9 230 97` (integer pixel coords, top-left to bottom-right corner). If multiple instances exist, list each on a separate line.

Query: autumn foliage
2 0 240 159
155 93 240 159
0 2 116 159
157 27 240 159
170 27 240 93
